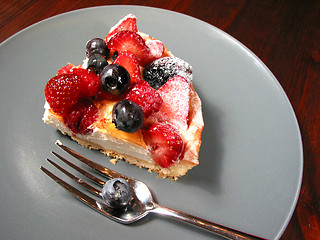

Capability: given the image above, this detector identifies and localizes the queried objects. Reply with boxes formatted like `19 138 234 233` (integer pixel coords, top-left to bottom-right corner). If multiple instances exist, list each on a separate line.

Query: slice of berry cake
43 14 204 179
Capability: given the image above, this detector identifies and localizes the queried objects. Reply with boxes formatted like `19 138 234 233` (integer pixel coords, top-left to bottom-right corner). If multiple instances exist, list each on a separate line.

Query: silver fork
40 140 265 240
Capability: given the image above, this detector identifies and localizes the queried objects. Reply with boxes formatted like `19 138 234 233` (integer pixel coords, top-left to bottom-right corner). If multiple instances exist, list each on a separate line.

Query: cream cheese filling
42 102 153 163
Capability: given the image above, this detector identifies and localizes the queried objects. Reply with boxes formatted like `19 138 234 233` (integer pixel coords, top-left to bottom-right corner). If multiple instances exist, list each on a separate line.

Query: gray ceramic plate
0 5 302 240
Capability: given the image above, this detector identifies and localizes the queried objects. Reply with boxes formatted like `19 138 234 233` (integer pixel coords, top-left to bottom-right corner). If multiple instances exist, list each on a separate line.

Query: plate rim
0 5 303 240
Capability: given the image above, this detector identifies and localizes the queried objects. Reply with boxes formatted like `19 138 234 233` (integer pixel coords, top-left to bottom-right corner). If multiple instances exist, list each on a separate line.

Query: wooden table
1 1 319 239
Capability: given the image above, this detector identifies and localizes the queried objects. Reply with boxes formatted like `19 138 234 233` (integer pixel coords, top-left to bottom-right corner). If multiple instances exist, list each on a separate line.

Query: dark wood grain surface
1 1 319 239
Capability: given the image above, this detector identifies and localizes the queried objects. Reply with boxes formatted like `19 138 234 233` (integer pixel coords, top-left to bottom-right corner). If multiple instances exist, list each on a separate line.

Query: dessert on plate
43 14 204 179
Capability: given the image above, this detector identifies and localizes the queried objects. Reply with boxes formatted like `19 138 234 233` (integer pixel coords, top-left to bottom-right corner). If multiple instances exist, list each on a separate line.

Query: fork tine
46 159 101 197
55 140 129 180
52 151 106 186
40 166 114 219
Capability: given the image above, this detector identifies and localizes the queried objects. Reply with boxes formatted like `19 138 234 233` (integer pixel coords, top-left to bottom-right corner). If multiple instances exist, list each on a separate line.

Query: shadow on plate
181 99 225 194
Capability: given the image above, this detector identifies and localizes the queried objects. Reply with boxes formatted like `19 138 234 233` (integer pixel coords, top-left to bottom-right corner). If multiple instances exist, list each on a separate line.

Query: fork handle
151 204 265 240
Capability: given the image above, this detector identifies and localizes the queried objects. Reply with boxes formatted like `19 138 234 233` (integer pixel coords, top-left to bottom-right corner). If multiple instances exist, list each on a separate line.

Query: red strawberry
44 73 81 117
151 76 190 131
64 98 99 134
145 40 164 61
143 122 184 168
105 14 138 42
125 81 163 118
113 51 142 83
57 65 100 98
107 30 151 67
57 63 75 75
71 68 99 97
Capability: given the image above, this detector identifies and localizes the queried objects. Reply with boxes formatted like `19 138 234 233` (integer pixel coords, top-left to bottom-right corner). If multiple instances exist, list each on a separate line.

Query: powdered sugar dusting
143 57 193 90
145 40 164 59
150 76 190 131
106 14 137 42
109 13 136 33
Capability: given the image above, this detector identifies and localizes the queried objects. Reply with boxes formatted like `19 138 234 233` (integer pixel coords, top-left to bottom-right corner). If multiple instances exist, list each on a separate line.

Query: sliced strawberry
145 40 164 62
151 76 190 131
143 122 184 168
64 98 99 134
125 81 163 118
44 73 81 117
105 14 138 42
113 51 142 83
57 63 75 75
107 30 151 67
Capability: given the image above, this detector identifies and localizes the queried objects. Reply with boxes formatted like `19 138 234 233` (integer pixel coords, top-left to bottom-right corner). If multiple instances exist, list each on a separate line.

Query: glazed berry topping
87 54 108 74
56 65 100 98
113 51 142 83
100 64 131 96
105 14 138 42
86 38 110 58
107 30 151 67
101 178 132 208
112 99 144 133
44 73 81 117
71 68 100 98
143 122 184 168
93 85 125 101
125 81 163 118
64 98 99 134
143 57 193 89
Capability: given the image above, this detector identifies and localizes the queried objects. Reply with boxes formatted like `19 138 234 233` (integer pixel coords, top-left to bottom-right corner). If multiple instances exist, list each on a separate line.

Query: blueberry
112 99 144 133
100 64 131 96
102 178 132 208
87 54 108 74
143 57 193 89
86 38 110 58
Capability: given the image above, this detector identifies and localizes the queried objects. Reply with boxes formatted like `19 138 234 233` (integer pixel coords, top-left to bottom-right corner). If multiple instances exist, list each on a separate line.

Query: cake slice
43 14 204 179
